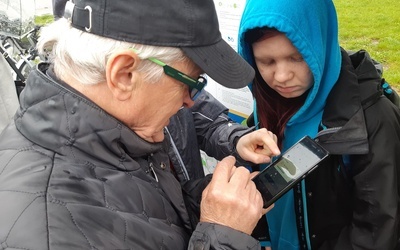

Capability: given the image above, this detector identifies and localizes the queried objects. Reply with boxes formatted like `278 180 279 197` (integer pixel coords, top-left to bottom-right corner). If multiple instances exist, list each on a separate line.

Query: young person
238 0 400 249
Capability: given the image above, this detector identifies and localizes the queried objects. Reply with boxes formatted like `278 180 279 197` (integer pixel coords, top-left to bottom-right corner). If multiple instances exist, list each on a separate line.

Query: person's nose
183 89 195 108
274 63 294 83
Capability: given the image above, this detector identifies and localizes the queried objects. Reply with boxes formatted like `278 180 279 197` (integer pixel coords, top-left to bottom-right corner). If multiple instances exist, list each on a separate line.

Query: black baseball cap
64 0 254 89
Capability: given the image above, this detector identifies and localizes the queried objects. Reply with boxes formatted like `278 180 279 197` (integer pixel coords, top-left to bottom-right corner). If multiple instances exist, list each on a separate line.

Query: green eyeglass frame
130 48 207 100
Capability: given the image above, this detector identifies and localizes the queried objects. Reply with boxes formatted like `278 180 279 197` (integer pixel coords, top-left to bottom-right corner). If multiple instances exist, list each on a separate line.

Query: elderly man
0 0 279 249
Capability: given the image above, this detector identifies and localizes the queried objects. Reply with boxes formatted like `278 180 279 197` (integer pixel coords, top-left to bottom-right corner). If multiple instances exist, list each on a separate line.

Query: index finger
257 132 280 156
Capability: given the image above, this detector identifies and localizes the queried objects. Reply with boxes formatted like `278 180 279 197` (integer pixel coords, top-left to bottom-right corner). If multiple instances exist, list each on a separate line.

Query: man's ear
106 49 141 101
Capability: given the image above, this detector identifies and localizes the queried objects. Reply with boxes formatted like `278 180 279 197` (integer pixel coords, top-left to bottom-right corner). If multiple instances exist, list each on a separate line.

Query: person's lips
276 86 298 93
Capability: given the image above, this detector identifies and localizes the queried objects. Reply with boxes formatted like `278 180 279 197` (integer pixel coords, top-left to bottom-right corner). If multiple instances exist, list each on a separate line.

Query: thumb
210 155 236 184
202 155 236 198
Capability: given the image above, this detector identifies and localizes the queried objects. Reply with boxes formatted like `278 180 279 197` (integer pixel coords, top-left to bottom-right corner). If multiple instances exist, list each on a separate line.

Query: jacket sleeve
189 222 260 250
190 90 254 165
327 97 400 250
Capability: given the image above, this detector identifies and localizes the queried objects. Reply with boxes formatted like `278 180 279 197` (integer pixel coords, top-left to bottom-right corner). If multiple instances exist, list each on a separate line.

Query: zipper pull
147 162 159 182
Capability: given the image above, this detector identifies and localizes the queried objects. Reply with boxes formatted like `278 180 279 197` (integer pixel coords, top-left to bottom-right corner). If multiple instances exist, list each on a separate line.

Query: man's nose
182 89 195 108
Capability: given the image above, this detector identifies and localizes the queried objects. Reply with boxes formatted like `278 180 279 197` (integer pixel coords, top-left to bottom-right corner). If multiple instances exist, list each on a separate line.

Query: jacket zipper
315 126 342 139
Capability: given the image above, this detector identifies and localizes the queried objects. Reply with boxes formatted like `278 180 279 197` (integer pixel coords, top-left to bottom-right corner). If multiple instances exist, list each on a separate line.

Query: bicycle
0 25 43 97
0 0 43 97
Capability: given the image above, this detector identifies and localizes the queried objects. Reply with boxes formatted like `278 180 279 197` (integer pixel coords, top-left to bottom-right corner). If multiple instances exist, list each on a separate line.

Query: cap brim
181 39 255 89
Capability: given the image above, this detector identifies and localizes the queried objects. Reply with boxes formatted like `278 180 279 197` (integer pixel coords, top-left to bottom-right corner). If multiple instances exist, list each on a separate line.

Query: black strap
69 5 91 32
361 90 383 110
294 182 308 250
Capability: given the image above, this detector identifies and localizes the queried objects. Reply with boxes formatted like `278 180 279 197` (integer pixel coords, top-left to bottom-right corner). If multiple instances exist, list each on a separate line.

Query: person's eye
291 55 304 62
258 59 274 66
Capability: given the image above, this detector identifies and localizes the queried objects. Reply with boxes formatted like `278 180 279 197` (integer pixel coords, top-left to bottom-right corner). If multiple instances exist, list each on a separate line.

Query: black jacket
298 49 400 250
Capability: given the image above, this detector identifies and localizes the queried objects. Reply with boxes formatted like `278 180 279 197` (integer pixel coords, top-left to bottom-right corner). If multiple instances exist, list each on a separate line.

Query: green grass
335 0 400 90
34 14 54 26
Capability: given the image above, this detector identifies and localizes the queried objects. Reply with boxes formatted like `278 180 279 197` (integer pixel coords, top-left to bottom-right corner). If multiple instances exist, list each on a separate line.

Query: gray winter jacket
0 63 260 250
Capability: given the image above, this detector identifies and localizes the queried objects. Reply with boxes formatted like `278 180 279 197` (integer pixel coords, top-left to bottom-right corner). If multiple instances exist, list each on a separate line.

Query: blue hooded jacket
238 0 342 249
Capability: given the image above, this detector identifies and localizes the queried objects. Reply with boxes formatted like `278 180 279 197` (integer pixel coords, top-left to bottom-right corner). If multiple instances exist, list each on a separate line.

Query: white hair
37 19 188 85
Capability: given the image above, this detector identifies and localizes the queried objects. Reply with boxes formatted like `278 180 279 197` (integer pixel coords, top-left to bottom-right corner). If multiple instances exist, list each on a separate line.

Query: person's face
252 33 313 98
131 60 200 142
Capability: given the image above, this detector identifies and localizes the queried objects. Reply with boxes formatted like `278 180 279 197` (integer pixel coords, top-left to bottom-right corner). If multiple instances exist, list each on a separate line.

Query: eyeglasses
130 48 207 100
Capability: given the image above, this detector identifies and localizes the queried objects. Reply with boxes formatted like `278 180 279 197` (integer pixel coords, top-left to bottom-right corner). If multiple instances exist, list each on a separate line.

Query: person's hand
199 156 267 235
236 128 280 164
249 171 274 214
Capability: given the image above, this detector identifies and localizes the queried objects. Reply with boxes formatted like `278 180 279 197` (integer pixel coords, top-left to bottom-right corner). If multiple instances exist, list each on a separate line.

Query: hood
238 0 342 149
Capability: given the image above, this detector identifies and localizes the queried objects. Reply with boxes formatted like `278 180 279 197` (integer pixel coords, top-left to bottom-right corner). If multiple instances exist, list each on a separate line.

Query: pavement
35 0 53 16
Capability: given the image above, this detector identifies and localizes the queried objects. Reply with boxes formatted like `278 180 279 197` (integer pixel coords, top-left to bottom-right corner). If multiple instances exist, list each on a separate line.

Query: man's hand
200 156 270 235
236 128 280 164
